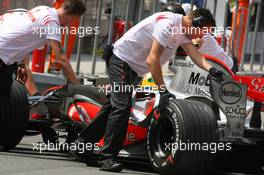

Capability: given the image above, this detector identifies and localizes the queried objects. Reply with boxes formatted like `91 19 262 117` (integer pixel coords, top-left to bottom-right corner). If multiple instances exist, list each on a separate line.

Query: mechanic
194 35 234 69
0 0 86 101
24 0 81 97
79 6 225 172
181 3 234 69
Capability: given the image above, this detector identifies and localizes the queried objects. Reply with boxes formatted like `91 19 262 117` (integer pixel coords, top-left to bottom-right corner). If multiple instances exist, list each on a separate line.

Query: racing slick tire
0 81 29 150
147 99 219 175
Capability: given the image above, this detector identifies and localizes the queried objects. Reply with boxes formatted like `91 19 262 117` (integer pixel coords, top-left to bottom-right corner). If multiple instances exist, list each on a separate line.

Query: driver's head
162 3 186 16
185 8 216 39
57 0 86 26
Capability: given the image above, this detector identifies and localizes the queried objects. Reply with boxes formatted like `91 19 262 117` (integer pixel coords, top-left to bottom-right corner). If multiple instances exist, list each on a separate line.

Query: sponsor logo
251 78 264 92
188 72 210 86
184 86 192 95
194 87 210 97
170 60 195 68
225 106 246 115
219 82 242 104
183 85 210 97
126 132 136 142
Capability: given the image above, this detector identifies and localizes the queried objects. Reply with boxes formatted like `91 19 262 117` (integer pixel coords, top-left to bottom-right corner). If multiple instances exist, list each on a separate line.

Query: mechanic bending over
0 0 86 99
73 4 225 173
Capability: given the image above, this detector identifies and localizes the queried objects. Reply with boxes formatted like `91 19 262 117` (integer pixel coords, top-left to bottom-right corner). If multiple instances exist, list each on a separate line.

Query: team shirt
0 6 61 65
113 12 191 76
199 34 234 68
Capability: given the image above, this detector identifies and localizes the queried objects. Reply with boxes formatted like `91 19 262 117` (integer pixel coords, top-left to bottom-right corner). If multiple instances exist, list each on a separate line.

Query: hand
32 92 41 96
17 64 28 84
158 89 175 112
209 67 225 82
192 38 204 49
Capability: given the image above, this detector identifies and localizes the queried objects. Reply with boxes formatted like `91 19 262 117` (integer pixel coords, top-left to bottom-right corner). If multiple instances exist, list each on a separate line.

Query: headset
192 12 215 28
163 4 186 16
163 4 215 28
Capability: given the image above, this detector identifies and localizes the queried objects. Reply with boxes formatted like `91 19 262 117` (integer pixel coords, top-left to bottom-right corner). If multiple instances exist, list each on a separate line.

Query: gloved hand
209 67 225 82
158 89 175 112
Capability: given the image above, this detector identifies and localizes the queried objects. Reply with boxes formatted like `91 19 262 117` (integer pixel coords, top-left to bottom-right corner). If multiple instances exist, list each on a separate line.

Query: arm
17 56 28 85
23 55 39 96
147 39 175 112
146 39 166 90
181 42 212 71
49 40 80 85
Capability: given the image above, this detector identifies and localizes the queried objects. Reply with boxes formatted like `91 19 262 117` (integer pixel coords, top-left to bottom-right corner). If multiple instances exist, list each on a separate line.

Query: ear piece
192 16 204 27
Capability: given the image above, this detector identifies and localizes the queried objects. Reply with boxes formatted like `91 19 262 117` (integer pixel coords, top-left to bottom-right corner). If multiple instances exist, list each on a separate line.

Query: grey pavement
0 135 263 175
0 135 156 175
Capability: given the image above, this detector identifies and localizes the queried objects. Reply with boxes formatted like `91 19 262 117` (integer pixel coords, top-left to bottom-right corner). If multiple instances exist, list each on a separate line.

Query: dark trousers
0 60 17 106
79 54 141 159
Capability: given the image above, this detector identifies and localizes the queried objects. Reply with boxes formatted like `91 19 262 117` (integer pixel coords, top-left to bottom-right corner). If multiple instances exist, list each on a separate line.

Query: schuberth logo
219 82 242 104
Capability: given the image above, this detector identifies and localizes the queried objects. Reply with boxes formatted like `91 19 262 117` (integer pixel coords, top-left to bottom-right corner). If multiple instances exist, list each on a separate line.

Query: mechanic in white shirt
182 3 233 69
194 34 234 68
0 0 86 101
88 5 225 172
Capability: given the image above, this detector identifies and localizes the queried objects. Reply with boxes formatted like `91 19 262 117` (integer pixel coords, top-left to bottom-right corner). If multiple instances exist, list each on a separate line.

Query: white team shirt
199 34 234 68
0 6 61 65
113 12 191 76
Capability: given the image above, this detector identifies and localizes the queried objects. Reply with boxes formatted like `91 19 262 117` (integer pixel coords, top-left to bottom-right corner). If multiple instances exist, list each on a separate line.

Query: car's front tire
147 99 219 175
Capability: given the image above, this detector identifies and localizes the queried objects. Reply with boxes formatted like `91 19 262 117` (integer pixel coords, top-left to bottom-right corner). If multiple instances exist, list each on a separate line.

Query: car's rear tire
147 99 219 175
0 81 29 150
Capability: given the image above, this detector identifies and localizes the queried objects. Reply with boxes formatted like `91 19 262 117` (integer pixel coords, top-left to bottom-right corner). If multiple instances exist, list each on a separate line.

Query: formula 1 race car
0 54 263 175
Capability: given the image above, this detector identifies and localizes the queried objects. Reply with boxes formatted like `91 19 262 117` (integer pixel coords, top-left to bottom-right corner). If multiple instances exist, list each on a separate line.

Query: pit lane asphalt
0 135 263 175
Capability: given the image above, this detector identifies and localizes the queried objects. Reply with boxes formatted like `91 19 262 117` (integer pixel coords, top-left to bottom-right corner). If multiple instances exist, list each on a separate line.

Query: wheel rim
155 112 175 158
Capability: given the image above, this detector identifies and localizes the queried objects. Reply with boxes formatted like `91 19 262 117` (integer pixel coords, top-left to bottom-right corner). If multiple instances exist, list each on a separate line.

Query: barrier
240 0 263 72
75 0 86 74
91 0 103 75
31 46 47 73
230 0 249 64
7 0 264 76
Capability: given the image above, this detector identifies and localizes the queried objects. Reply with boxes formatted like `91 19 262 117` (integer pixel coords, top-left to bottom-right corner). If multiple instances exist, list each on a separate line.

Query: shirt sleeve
152 19 174 48
181 36 191 44
44 22 61 43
